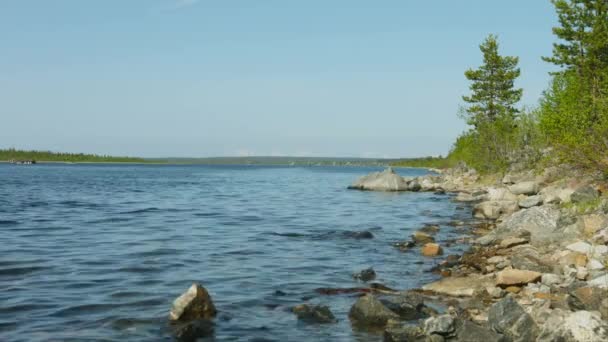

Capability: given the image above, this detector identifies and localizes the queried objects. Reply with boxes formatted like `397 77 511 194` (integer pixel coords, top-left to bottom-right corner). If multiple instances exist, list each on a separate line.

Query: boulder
568 286 608 312
407 180 422 192
518 195 543 208
499 237 528 249
541 273 562 287
488 296 538 341
473 201 518 220
384 324 425 342
581 214 608 236
486 187 518 201
169 283 217 322
353 267 376 282
421 243 443 257
492 206 561 245
380 292 428 320
422 274 494 297
588 274 608 289
292 304 337 323
536 310 608 342
349 294 399 327
424 314 455 337
172 320 214 342
509 181 539 195
571 185 599 204
412 231 435 244
496 269 541 287
348 168 409 191
454 319 507 342
566 241 592 255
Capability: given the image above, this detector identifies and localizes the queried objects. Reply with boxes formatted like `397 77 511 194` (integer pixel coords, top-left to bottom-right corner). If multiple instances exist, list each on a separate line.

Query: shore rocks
488 296 538 341
509 181 539 195
422 274 494 297
492 206 561 245
473 200 518 220
349 294 399 328
496 269 542 287
518 195 543 208
412 231 435 244
571 185 599 204
380 292 430 320
537 310 608 341
348 168 410 191
292 304 337 323
423 314 455 337
421 243 443 257
170 283 217 321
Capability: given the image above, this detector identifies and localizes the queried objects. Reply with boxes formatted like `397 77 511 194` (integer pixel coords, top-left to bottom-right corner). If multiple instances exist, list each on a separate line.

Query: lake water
0 164 472 341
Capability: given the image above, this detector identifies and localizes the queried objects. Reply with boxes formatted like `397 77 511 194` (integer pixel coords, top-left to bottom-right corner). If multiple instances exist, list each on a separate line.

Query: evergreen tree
462 35 523 127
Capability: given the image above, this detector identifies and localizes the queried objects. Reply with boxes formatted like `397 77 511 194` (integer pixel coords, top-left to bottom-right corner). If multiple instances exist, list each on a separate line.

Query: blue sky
1 0 558 158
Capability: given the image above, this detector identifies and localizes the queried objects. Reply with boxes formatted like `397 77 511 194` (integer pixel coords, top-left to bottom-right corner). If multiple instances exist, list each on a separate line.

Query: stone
510 254 552 273
570 185 599 204
488 296 538 341
169 283 217 321
292 304 336 323
536 310 608 342
454 192 484 203
500 237 528 248
576 267 589 280
587 258 605 270
509 181 539 195
582 214 608 236
518 195 543 208
421 243 443 257
349 294 399 327
423 314 455 337
454 319 507 342
566 241 592 255
588 273 608 289
541 273 562 287
172 319 214 342
353 267 376 282
496 269 542 287
485 187 518 201
348 168 409 191
422 275 494 297
505 286 521 294
384 324 425 342
568 286 608 312
380 292 428 320
407 180 422 192
486 286 505 299
412 231 435 244
419 224 440 234
592 245 608 258
493 206 561 245
473 201 519 220
488 256 507 264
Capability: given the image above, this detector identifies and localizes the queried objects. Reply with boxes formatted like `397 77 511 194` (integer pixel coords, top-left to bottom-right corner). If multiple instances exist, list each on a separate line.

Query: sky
0 0 560 158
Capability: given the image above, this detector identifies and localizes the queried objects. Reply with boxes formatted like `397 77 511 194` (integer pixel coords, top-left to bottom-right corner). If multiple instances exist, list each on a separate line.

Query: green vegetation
0 148 152 163
391 156 451 169
401 0 608 176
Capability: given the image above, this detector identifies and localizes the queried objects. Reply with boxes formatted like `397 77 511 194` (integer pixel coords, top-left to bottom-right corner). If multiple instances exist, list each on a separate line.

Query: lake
0 164 472 341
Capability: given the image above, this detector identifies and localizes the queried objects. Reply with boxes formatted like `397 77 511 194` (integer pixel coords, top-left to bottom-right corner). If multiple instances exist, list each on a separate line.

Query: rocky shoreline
167 165 608 341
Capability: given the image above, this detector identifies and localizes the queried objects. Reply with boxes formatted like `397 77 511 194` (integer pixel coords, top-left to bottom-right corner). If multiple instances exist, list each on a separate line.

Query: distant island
0 148 442 167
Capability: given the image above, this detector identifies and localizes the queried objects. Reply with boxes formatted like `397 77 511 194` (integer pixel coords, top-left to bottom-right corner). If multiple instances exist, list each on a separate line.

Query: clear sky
1 0 559 158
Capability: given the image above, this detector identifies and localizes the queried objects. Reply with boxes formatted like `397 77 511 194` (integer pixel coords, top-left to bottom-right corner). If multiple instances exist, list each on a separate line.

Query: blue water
0 164 472 341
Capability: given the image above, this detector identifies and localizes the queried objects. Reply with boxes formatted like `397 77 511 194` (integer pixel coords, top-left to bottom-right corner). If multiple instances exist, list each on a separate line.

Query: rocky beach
170 165 608 341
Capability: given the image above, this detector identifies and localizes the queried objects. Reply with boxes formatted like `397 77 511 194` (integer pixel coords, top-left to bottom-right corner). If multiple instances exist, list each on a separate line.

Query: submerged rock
349 294 399 328
353 267 376 282
172 319 215 342
384 324 425 342
421 243 443 257
348 168 409 191
169 283 217 322
412 231 435 244
292 304 337 324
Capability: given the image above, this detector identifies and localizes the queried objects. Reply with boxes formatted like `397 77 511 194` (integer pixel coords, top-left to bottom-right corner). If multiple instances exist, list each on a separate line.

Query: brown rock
170 283 217 321
582 214 607 236
421 243 443 257
496 269 542 287
575 254 588 268
505 286 522 294
412 231 435 244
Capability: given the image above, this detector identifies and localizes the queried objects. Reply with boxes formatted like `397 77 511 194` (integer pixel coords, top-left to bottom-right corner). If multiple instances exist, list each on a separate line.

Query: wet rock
412 231 435 244
344 230 374 239
422 274 494 297
496 269 541 287
170 283 217 322
384 324 425 342
509 181 539 195
348 168 410 191
454 319 507 342
353 267 376 282
394 240 416 251
423 314 455 337
488 296 538 341
408 180 422 192
349 294 399 328
518 195 543 208
419 224 440 234
380 292 428 320
537 310 608 342
421 243 443 257
292 304 337 324
172 319 215 342
571 185 599 204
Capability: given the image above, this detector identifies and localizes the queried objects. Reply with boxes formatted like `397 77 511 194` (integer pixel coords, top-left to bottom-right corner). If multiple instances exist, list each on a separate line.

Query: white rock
592 245 608 258
576 267 589 280
541 273 562 287
587 259 605 270
588 274 608 289
566 241 592 255
509 181 539 195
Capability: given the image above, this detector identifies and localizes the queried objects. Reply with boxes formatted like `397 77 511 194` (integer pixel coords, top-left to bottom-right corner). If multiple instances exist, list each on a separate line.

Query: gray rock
488 296 538 341
493 206 561 245
518 195 543 208
349 294 399 328
588 273 608 289
423 314 455 337
571 185 599 204
169 283 217 322
473 200 519 220
381 292 427 320
509 181 539 195
408 179 422 192
348 168 410 191
172 320 214 342
384 324 425 342
292 304 337 324
541 273 562 287
537 310 608 342
454 319 507 342
353 267 376 282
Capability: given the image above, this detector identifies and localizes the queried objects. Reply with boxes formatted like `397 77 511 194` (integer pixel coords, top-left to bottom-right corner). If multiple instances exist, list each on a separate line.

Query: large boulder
424 314 455 337
348 168 409 191
488 296 538 341
473 201 518 220
169 283 217 322
422 274 494 297
349 294 399 328
492 206 561 245
496 269 542 287
537 310 608 342
454 319 507 342
518 195 543 208
485 187 518 201
380 291 429 320
509 181 540 195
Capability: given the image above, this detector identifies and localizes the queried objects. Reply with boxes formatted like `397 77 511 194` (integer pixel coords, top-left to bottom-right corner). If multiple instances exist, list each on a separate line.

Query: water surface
0 164 471 341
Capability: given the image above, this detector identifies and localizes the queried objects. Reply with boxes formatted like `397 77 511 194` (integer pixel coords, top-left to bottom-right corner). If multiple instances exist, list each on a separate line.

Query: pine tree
462 35 523 127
